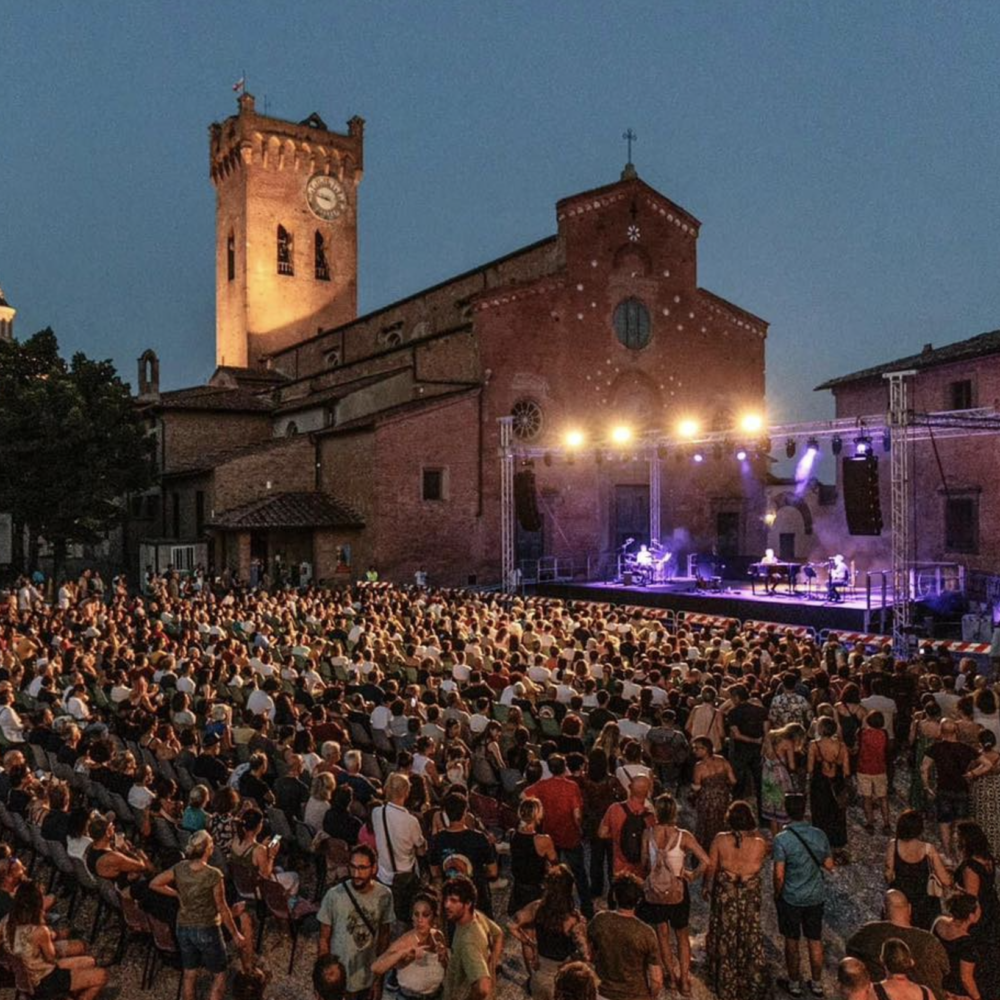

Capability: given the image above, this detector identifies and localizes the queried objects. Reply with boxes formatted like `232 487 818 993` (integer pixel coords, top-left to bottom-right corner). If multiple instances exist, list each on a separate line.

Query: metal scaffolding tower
885 371 916 654
649 453 662 544
499 416 515 592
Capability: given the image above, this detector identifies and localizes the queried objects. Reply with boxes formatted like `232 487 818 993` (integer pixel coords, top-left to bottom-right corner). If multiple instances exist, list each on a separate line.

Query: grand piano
749 561 802 595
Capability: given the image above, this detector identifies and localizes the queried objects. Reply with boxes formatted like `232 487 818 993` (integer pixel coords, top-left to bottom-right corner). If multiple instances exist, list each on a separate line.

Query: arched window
613 298 651 350
277 225 294 276
226 232 235 281
285 421 299 437
315 231 330 281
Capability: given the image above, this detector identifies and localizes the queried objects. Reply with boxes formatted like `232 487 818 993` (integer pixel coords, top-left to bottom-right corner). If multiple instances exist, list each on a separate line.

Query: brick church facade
130 94 769 586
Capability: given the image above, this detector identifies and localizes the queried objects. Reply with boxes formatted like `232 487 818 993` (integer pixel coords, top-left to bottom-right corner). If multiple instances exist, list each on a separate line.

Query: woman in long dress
966 730 1000 859
807 717 850 861
908 700 942 816
704 801 770 1000
761 723 806 834
690 737 736 851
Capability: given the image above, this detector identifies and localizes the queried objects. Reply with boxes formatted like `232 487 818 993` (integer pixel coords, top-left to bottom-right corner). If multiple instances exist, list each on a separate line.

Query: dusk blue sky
3 3 1000 427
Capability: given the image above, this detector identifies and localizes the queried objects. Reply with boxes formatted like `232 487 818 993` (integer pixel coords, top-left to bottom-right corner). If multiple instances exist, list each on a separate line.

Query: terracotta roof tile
207 491 364 530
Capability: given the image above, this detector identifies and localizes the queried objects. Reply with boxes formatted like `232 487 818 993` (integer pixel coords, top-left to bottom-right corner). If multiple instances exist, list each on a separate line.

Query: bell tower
0 286 15 342
210 92 364 368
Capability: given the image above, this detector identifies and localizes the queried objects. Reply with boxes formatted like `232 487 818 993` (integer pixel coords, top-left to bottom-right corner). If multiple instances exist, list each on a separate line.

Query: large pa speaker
843 455 883 535
514 469 542 532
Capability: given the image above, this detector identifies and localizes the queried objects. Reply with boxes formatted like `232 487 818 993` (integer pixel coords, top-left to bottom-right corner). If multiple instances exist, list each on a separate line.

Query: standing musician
827 554 850 602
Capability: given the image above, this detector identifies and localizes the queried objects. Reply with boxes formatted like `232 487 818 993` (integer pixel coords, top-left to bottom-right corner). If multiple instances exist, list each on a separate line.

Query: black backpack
619 804 648 864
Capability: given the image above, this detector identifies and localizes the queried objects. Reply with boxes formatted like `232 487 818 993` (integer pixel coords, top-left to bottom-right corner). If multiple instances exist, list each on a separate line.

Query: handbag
925 844 946 898
382 805 421 922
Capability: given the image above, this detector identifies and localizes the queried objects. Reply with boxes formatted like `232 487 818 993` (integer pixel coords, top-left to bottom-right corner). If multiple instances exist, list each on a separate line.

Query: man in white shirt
618 704 651 741
65 685 91 722
861 677 897 736
370 701 393 735
372 773 426 886
246 680 276 721
527 660 552 685
0 692 25 743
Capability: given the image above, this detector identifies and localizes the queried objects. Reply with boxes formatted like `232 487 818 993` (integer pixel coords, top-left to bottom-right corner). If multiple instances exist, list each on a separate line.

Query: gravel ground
50 777 910 1000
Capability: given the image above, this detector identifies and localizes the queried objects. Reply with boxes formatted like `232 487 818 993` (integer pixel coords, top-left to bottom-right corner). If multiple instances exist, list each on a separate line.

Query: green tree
0 328 154 579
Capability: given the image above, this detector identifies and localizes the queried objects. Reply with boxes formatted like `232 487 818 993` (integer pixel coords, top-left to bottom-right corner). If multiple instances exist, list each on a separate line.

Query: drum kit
619 538 673 586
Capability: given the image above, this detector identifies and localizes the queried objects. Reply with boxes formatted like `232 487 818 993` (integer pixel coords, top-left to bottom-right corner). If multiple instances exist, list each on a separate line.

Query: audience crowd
0 570 998 1000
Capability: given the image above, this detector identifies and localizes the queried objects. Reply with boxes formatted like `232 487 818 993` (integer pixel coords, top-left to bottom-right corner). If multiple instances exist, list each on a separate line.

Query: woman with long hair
690 736 736 851
954 819 1000 1000
761 723 806 834
908 699 942 816
2 880 108 1000
638 793 709 997
704 801 770 1000
931 892 981 1000
807 716 851 862
885 810 953 931
510 864 590 1000
508 796 557 916
228 808 300 898
372 890 448 999
873 938 933 1000
594 721 622 771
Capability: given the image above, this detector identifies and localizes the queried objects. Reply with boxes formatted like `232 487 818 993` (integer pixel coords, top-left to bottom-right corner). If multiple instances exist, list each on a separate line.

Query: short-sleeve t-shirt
600 800 655 879
173 861 223 928
442 911 502 1000
773 822 831 908
523 776 584 850
588 911 660 1000
925 741 978 792
317 881 392 994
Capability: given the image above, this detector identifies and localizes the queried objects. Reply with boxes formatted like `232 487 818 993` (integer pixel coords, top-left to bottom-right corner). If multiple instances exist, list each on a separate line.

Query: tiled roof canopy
816 329 1000 390
208 492 364 530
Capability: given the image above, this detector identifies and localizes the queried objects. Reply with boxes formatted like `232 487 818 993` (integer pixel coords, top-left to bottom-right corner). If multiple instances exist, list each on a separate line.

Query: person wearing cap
193 733 229 789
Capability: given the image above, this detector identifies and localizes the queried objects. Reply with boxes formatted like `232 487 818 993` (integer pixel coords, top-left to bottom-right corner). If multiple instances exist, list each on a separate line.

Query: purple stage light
693 452 704 463
735 449 748 461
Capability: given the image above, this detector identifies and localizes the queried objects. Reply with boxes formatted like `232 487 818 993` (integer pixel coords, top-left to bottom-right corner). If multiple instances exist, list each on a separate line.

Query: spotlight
764 511 777 526
611 425 632 445
677 418 700 439
806 437 819 453
735 448 748 461
564 430 585 450
740 413 764 434
832 434 843 456
785 438 796 459
882 429 891 453
693 451 704 464
855 436 872 456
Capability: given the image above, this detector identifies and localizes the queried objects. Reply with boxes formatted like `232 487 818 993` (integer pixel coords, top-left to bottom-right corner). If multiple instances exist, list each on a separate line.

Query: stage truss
499 376 1000 654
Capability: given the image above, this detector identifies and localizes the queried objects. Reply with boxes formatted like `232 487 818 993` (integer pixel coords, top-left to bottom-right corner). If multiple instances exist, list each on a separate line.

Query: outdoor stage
530 578 892 634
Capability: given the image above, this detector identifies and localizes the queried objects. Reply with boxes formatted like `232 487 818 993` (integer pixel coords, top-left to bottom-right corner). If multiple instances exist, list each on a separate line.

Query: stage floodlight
740 412 764 434
693 451 704 464
735 448 748 461
785 438 796 459
882 429 891 453
564 429 585 450
831 434 843 456
855 435 872 456
677 417 700 439
611 425 632 445
764 511 777 526
806 437 819 453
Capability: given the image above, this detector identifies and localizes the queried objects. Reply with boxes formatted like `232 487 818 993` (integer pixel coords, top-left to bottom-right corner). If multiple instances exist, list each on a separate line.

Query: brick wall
213 436 315 513
160 411 271 474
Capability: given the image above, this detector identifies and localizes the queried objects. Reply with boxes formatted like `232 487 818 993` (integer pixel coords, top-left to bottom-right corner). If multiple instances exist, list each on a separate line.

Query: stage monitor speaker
843 455 883 535
514 469 542 532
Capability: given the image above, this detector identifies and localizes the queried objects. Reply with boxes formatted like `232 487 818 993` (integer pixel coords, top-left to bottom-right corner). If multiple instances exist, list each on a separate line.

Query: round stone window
511 398 543 441
613 297 651 350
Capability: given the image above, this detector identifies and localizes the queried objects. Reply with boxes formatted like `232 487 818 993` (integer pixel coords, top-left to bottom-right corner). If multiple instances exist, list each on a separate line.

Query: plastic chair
259 876 319 973
117 887 153 975
146 913 184 1000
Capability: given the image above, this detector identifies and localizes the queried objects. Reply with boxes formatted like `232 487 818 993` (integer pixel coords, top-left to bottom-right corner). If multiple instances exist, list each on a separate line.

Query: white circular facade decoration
511 398 544 441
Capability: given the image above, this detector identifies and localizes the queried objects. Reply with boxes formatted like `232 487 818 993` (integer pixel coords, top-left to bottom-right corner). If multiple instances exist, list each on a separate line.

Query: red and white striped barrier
922 639 992 656
824 632 890 648
678 613 739 631
743 620 814 639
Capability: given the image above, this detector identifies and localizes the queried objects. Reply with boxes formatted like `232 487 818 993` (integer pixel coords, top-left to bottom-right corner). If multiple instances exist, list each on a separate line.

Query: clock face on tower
306 174 347 220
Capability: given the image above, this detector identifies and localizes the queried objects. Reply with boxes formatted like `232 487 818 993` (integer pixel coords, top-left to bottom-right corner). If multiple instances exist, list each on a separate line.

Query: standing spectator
774 792 834 999
508 797 557 916
885 810 953 932
373 773 427 921
873 939 933 1000
645 709 690 793
921 720 978 857
762 724 807 835
808 717 851 861
837 958 873 1000
953 819 999 1000
965 730 1000 858
597 773 654 884
690 736 736 851
524 755 592 918
726 685 767 812
586 875 663 1000
150 830 246 1000
770 673 813 729
577 749 621 901
638 792 708 997
931 893 981 1000
428 791 498 917
371 890 448 999
705 801 770 1000
857 712 891 835
685 687 724 751
510 865 589 1000
317 844 392 1000
441 875 503 1000
846 889 948 1000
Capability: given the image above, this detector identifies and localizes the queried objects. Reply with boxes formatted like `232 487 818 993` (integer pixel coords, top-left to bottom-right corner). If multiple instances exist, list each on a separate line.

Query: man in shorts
774 793 834 998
